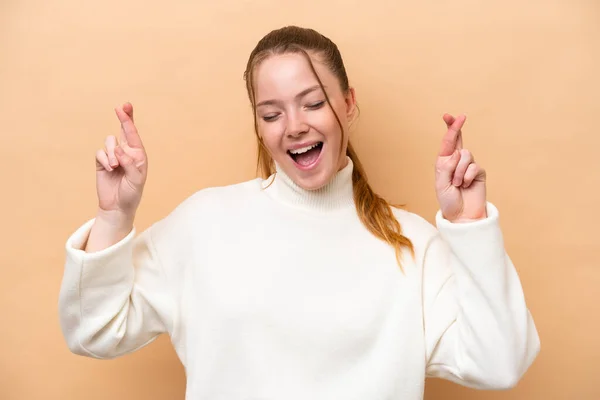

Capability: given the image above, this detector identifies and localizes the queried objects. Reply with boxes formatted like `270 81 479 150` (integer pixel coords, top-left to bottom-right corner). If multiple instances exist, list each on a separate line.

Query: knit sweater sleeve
421 202 540 389
57 194 198 360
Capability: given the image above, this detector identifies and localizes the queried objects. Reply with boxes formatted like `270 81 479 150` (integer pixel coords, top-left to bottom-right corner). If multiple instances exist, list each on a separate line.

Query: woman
58 26 540 399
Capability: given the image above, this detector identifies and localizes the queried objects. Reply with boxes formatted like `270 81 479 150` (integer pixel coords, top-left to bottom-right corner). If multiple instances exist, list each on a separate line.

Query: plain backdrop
1 0 599 399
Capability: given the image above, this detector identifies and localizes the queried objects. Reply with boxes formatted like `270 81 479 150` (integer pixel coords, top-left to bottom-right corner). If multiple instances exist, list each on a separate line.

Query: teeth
290 143 319 155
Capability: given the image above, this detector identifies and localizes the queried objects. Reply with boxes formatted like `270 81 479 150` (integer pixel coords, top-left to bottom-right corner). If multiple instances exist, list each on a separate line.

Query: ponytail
346 142 415 269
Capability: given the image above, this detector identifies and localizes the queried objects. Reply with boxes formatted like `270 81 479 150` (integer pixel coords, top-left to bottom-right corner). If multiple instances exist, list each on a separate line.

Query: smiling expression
253 52 356 190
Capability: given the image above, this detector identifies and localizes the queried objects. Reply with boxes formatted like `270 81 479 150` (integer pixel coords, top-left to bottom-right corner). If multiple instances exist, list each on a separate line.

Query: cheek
316 104 347 144
259 123 285 154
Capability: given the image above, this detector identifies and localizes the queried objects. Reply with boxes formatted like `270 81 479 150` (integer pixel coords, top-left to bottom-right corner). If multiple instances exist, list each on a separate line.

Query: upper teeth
290 143 319 155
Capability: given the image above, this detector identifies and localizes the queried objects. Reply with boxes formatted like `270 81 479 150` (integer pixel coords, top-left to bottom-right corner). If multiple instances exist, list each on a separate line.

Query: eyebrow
256 85 325 107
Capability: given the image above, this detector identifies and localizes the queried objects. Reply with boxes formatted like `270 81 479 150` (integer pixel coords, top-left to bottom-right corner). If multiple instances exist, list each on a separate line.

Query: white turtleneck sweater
58 158 540 400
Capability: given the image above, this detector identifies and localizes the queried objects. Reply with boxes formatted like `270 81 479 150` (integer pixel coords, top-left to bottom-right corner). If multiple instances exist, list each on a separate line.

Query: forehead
253 53 336 100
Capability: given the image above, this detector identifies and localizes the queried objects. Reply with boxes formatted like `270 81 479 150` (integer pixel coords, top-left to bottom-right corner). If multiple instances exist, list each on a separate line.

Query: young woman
58 26 540 399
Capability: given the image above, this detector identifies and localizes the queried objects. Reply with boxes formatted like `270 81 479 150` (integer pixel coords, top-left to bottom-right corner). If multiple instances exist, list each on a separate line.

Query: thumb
437 150 461 184
115 146 142 184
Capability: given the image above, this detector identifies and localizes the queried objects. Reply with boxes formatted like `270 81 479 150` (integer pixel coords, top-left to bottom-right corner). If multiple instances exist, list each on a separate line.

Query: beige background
1 0 598 399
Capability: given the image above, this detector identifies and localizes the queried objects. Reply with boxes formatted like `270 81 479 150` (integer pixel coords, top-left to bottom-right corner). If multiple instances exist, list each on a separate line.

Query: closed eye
262 113 280 122
261 101 325 122
306 100 325 110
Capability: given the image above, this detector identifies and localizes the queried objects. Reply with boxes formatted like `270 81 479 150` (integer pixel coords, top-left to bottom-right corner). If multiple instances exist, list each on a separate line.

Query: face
253 52 356 190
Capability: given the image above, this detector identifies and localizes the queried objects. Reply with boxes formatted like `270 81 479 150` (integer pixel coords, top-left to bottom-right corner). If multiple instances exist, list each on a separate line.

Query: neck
263 157 355 212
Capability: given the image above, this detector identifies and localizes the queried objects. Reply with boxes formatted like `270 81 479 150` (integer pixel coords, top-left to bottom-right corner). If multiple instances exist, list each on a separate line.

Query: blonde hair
243 26 414 267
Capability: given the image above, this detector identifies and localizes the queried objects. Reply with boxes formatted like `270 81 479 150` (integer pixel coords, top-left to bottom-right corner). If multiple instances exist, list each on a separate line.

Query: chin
293 171 331 191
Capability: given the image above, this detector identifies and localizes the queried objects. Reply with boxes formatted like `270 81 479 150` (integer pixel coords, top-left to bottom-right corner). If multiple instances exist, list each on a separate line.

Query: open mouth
288 142 323 167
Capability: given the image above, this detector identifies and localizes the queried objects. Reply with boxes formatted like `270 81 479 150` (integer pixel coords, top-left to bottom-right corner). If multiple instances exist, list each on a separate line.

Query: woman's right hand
95 102 148 222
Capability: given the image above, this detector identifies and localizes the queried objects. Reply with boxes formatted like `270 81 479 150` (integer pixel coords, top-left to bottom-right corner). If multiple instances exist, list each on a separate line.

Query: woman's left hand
434 113 487 223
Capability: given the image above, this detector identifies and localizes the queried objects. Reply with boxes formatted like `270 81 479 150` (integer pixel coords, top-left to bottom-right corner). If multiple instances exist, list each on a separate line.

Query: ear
344 87 357 119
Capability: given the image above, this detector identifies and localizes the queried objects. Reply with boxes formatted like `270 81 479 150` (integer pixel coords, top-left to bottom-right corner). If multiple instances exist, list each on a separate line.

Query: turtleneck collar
262 157 355 212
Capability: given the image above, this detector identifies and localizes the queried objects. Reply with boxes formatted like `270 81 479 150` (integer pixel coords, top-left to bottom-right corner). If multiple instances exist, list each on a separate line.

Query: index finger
439 113 465 156
115 103 143 148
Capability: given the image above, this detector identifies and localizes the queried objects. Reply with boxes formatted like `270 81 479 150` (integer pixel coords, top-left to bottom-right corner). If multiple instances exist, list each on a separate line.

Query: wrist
95 208 135 232
444 210 488 223
83 209 134 253
449 216 487 223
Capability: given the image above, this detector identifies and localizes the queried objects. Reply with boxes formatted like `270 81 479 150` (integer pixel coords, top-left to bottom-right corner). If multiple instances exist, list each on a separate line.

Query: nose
286 111 309 138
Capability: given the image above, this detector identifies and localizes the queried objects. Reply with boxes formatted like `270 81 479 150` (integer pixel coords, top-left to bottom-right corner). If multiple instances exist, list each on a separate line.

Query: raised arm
422 113 539 388
422 204 540 389
58 103 177 358
58 218 176 359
